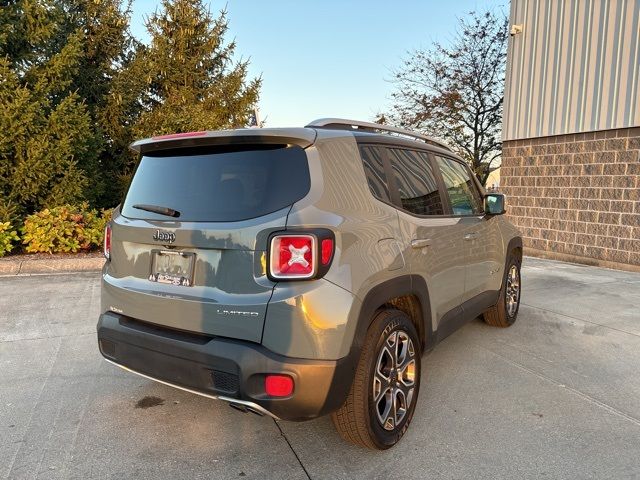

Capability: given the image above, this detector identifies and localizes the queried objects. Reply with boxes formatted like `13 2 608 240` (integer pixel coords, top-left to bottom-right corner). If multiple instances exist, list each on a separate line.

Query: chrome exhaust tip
246 406 264 417
228 401 264 417
229 402 248 413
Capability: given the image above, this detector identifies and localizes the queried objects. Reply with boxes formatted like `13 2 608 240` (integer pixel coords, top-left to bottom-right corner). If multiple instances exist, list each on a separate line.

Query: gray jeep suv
97 119 522 449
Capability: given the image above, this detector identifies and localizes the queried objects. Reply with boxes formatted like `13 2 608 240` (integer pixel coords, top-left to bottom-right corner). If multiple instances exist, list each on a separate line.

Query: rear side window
360 146 391 202
121 145 310 222
436 156 483 215
388 149 445 216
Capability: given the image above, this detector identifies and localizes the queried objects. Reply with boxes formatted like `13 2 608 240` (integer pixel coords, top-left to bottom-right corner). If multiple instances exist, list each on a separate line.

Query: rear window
360 145 391 202
388 149 445 216
121 145 310 222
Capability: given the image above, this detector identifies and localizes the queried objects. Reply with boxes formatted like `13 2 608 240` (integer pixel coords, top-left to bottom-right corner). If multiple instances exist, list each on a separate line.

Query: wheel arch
352 275 434 357
507 236 523 261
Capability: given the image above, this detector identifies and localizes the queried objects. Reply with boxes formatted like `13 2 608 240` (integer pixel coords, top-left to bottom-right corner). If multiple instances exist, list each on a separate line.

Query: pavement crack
523 278 621 293
521 302 640 339
0 332 94 343
273 419 311 480
6 337 62 478
479 345 640 428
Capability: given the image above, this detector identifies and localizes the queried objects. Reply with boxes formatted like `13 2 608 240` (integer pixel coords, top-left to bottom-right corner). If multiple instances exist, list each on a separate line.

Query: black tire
483 253 522 327
331 309 421 450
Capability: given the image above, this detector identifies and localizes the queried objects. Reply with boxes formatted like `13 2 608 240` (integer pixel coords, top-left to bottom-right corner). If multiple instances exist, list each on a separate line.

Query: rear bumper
97 312 354 421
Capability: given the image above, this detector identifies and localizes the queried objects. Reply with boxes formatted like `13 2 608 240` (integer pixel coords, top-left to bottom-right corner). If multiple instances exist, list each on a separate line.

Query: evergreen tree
0 0 91 222
0 0 262 217
133 0 261 140
60 0 140 208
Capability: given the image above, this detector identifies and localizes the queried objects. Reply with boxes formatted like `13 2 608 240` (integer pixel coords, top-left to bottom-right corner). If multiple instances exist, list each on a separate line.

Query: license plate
149 250 195 286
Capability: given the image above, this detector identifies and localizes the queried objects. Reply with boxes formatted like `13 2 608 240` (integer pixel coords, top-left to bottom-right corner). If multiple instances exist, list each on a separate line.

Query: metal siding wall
503 0 640 141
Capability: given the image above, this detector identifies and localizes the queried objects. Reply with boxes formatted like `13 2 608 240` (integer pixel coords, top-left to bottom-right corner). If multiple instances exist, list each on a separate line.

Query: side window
436 156 483 215
388 149 445 216
360 145 391 202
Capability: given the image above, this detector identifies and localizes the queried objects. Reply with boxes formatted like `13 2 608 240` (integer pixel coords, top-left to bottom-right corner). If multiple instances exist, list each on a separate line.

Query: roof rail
305 118 452 152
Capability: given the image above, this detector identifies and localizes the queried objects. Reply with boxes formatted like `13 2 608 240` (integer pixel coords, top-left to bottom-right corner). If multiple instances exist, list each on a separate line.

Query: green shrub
21 204 113 254
0 222 20 257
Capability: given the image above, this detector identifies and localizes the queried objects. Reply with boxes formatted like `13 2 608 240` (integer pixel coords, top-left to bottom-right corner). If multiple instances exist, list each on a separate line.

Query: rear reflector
152 131 207 140
103 224 111 260
265 375 294 397
269 235 315 279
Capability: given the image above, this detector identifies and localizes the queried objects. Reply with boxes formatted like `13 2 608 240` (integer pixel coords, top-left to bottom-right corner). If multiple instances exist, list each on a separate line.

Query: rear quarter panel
262 133 409 359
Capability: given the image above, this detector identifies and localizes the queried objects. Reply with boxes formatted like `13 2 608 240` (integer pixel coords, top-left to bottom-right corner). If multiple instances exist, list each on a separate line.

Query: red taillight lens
265 375 294 397
103 224 111 260
269 235 315 279
267 230 335 281
321 238 334 265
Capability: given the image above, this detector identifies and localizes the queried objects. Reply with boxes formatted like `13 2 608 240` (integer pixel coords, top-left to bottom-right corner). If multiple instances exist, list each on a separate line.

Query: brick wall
501 127 640 272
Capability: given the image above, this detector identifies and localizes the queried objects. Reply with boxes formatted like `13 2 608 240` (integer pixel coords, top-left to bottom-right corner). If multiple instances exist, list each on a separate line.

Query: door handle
463 232 478 241
411 239 432 249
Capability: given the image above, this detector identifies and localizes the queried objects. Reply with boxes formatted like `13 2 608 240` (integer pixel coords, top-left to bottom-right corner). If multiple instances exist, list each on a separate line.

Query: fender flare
506 236 523 259
344 275 434 371
322 275 434 412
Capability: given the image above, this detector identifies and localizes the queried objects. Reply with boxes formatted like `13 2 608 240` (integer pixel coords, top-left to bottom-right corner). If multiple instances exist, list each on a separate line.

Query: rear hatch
104 134 313 343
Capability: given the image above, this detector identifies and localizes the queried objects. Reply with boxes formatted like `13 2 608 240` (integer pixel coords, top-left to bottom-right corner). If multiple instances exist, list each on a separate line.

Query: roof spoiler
129 128 317 154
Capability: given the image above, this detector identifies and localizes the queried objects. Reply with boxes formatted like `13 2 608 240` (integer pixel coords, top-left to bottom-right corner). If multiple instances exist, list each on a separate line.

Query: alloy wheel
372 330 416 431
506 264 520 317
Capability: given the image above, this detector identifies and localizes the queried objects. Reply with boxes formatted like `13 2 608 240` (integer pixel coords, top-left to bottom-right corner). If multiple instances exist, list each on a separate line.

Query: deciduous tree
385 11 508 185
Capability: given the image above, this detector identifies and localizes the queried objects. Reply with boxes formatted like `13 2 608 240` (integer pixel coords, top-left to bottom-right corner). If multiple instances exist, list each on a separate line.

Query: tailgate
102 143 311 343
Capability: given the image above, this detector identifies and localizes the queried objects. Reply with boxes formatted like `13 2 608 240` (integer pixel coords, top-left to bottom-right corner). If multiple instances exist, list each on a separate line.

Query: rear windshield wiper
132 204 181 218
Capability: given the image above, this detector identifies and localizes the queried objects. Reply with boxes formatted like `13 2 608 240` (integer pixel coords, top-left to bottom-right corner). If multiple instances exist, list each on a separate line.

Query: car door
384 148 467 331
434 155 503 302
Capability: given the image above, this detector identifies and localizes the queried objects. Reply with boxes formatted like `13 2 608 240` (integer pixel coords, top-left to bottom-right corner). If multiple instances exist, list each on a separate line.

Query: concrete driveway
1 258 639 479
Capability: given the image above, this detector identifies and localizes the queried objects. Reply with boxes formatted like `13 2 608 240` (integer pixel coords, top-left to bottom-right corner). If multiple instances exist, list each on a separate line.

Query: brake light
152 131 207 140
103 224 111 260
267 230 335 281
270 235 315 279
265 375 294 397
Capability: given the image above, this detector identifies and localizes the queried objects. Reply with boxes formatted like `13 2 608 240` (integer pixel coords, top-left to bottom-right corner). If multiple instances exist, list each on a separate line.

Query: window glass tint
359 146 391 202
388 149 444 216
121 145 310 222
436 156 483 215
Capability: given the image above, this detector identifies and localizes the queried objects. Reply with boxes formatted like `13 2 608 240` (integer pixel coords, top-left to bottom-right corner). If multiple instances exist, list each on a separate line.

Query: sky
130 1 507 127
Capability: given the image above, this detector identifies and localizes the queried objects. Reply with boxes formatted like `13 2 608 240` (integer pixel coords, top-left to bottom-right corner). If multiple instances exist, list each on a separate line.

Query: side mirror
485 193 506 215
